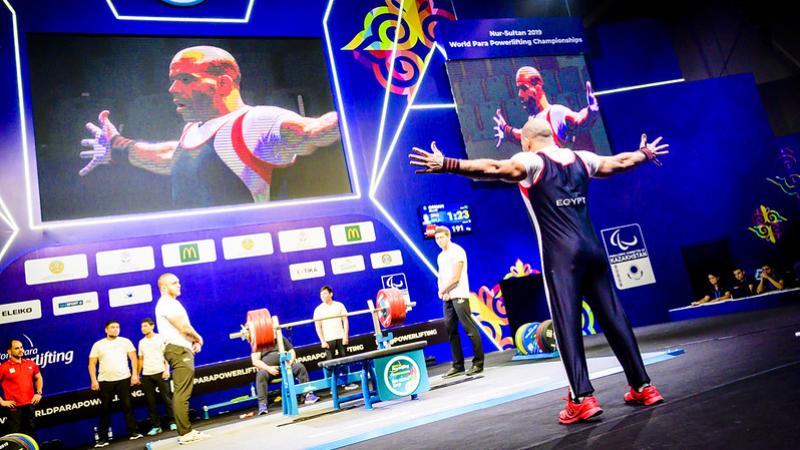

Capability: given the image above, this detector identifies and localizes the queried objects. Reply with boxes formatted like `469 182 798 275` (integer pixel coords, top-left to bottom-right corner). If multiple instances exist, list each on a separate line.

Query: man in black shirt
730 268 754 298
250 336 317 414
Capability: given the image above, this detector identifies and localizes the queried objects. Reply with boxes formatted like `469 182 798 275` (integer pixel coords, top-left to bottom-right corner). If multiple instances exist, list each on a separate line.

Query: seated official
756 264 784 294
691 273 731 306
730 267 755 298
251 336 318 415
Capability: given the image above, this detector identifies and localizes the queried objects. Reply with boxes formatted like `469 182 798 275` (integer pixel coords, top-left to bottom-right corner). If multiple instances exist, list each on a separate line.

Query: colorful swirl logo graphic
342 0 454 97
748 204 788 244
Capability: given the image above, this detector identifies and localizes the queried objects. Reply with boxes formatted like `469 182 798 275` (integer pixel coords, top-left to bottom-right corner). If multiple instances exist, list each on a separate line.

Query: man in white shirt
313 286 357 390
155 273 208 445
435 226 484 378
313 285 350 360
88 320 142 447
138 318 175 436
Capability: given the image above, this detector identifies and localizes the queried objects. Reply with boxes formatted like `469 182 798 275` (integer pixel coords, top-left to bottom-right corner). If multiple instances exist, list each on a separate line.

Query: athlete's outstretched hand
492 109 508 148
409 141 445 174
79 110 119 176
639 133 669 166
586 81 599 112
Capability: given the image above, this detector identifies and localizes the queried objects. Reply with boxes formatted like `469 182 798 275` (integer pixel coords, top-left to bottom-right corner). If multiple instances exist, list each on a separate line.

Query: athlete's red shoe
558 394 603 424
624 385 665 406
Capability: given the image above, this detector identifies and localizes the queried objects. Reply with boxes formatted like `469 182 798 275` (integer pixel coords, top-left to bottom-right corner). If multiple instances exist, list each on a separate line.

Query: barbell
230 288 411 352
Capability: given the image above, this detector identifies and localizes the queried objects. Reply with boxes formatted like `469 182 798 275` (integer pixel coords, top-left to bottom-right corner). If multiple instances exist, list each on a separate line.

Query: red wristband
442 157 460 173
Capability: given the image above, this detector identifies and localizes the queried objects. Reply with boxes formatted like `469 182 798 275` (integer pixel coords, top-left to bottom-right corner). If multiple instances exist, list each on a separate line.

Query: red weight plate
246 308 274 352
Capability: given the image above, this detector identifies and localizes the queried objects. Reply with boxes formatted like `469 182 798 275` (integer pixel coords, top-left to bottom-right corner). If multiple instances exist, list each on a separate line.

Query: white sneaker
178 429 210 445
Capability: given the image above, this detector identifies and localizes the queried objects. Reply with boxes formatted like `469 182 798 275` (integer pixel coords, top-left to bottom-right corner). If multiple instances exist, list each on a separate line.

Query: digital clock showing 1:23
419 202 472 238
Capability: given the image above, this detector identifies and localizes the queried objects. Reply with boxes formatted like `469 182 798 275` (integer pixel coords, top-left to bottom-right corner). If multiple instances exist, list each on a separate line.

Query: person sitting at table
730 267 755 298
691 273 731 306
756 264 784 294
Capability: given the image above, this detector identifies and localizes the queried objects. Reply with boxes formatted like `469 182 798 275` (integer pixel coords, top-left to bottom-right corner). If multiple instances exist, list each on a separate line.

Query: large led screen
446 55 612 160
26 34 352 222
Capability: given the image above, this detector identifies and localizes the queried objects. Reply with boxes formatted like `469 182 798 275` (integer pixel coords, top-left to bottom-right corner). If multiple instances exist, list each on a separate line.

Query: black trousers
255 361 309 408
443 297 484 370
98 378 138 440
543 251 650 398
141 372 174 427
324 339 347 360
4 404 36 437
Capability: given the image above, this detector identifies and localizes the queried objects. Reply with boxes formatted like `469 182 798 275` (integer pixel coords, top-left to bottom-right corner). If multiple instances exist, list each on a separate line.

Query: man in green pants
155 273 209 444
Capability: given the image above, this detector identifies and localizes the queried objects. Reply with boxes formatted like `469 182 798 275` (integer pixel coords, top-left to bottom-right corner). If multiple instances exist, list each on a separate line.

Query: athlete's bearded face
516 73 544 113
169 57 223 122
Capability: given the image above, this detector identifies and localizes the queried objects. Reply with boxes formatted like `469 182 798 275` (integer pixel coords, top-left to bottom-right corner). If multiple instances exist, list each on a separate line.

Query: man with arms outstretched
410 117 668 424
493 66 599 148
79 46 340 207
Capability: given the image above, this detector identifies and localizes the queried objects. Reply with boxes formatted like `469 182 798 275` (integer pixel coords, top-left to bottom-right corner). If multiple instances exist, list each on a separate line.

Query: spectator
730 268 755 298
756 264 784 294
692 273 731 306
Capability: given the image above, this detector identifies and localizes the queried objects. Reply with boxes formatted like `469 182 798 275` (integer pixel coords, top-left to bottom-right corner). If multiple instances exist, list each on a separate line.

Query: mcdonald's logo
345 225 362 243
179 243 200 263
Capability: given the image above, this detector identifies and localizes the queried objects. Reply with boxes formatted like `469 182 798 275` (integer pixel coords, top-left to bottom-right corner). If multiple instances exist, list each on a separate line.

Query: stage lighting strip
4 0 362 231
368 2 407 189
104 0 256 23
0 194 20 265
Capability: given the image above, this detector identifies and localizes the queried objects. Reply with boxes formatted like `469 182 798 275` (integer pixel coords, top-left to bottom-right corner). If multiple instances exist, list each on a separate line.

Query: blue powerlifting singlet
171 140 253 209
518 148 650 397
520 152 603 266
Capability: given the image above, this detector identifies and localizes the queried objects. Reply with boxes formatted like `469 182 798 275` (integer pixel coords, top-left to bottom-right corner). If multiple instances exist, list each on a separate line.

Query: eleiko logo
179 243 200 263
609 229 639 251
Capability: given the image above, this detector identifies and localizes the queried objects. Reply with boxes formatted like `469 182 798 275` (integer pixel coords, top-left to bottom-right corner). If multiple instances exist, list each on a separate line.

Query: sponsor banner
0 300 42 324
438 17 587 60
95 246 155 276
162 239 217 267
289 260 326 281
52 291 99 316
278 227 327 253
600 223 656 290
1 319 446 427
330 221 377 246
109 284 154 308
24 254 89 285
370 250 404 269
330 255 366 275
222 232 274 260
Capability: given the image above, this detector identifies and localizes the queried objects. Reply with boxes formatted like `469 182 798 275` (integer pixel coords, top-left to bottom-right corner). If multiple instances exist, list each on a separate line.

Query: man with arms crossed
89 320 143 447
410 117 668 424
434 226 484 377
156 273 208 444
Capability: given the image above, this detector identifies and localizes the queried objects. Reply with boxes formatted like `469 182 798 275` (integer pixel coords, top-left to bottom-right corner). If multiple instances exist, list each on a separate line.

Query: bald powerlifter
410 117 668 424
